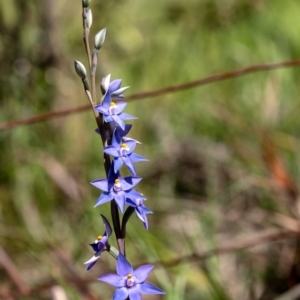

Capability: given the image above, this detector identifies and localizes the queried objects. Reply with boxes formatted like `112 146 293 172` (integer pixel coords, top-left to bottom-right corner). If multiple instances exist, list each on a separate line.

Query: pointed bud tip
94 28 107 50
82 0 91 8
74 60 87 79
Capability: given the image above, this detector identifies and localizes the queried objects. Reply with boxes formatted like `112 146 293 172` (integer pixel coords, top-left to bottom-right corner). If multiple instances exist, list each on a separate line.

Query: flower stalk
74 1 165 298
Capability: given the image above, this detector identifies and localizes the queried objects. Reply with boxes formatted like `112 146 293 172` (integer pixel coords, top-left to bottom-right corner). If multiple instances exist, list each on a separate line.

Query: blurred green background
1 0 300 299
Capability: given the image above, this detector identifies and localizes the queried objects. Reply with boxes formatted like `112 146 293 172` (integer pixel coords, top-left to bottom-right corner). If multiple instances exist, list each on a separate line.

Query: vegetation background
1 0 300 299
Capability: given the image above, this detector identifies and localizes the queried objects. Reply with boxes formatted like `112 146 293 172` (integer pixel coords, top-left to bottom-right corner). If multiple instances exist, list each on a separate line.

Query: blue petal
94 192 113 207
122 176 142 190
112 129 122 147
84 251 101 269
114 157 124 173
90 243 99 252
95 104 109 114
117 124 132 137
126 198 137 207
125 190 144 203
142 205 152 214
109 79 122 93
126 189 146 200
108 165 119 182
113 287 129 300
119 113 137 120
102 91 112 107
101 214 112 237
143 219 149 230
117 254 133 276
87 260 97 270
128 286 142 300
130 153 148 163
123 156 136 175
137 282 165 295
133 265 154 284
104 115 113 123
98 273 125 288
134 207 149 229
135 207 146 222
97 240 106 252
104 146 119 157
112 86 130 97
112 115 125 130
114 192 126 213
91 179 109 192
123 137 141 144
114 102 127 114
126 141 137 153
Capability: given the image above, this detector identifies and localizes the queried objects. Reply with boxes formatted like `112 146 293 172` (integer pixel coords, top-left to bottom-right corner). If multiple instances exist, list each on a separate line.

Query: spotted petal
104 146 119 157
134 265 154 284
91 179 109 192
98 273 125 288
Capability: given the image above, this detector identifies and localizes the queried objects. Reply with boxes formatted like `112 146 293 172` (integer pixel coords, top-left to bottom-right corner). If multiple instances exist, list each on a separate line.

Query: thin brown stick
3 228 299 299
155 228 299 268
1 59 300 132
0 246 30 295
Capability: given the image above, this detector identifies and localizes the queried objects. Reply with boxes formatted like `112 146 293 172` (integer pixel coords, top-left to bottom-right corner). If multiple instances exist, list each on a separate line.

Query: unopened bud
94 28 106 50
82 0 91 8
86 9 92 28
74 60 87 79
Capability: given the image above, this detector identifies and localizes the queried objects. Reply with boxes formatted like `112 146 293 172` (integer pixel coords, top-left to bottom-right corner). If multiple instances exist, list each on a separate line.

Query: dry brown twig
0 246 30 296
1 59 300 132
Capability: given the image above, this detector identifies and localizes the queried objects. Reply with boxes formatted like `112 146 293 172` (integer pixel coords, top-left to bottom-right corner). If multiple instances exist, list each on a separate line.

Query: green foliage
1 0 300 299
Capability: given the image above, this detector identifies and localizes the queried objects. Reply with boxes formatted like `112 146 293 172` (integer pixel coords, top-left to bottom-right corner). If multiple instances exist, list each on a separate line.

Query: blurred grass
1 0 300 299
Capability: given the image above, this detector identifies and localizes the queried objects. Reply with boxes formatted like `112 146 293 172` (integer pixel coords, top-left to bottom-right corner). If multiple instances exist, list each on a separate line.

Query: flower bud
94 28 106 50
74 60 87 79
86 9 92 28
82 0 91 7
